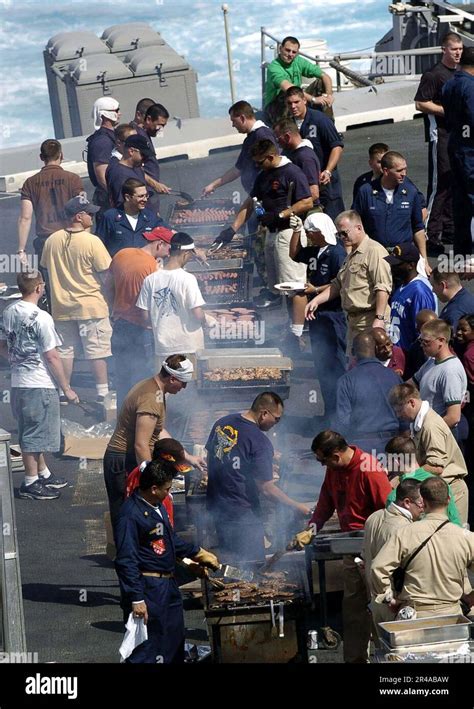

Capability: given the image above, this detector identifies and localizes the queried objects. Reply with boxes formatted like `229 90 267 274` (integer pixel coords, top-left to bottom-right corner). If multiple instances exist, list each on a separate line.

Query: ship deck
0 116 472 664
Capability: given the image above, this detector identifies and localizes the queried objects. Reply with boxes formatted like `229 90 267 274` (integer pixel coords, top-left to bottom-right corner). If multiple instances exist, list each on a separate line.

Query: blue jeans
111 319 154 411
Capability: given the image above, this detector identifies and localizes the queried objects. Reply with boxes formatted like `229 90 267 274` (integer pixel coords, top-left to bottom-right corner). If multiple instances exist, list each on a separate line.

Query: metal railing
260 27 448 106
0 429 26 653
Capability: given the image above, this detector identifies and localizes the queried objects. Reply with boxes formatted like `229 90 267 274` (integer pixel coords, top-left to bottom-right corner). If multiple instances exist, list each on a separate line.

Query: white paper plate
274 281 306 293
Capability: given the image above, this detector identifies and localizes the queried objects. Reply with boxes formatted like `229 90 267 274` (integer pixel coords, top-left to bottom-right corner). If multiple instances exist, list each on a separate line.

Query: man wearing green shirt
384 435 462 526
264 36 333 124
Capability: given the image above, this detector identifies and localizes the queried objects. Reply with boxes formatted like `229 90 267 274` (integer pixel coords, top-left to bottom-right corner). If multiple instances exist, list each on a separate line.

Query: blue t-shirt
106 161 147 208
389 276 436 351
86 127 115 187
287 144 321 206
206 413 274 518
440 288 474 331
235 124 278 194
298 107 343 168
251 160 311 232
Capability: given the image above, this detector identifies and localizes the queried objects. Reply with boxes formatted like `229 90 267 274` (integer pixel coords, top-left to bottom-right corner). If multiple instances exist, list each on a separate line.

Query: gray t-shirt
414 356 467 416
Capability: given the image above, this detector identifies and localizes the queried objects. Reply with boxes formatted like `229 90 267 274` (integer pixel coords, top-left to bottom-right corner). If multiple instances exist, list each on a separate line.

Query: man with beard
384 243 436 353
134 103 172 213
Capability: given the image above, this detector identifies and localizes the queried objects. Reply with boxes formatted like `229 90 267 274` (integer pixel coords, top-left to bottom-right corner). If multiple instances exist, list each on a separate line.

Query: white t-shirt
383 188 394 204
125 214 139 231
0 300 61 388
136 267 205 356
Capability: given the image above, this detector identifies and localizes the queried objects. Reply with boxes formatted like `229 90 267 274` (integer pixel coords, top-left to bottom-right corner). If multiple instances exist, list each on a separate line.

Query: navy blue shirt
440 288 474 330
136 126 161 184
86 127 115 188
442 70 474 151
334 358 403 436
250 160 311 232
206 413 274 518
296 107 343 168
96 207 164 256
235 123 278 194
294 241 346 311
115 491 199 603
352 176 425 248
106 160 147 208
353 171 427 209
287 143 321 206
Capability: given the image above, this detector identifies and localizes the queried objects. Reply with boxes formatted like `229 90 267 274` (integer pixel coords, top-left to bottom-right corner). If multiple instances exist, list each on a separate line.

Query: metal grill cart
375 615 473 663
304 530 365 650
195 348 292 401
202 553 311 663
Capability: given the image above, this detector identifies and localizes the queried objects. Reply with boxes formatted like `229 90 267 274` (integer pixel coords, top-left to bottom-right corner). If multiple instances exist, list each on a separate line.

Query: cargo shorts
56 317 112 360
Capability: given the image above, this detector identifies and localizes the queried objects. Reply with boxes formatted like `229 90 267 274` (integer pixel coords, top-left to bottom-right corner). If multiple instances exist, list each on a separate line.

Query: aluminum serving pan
378 614 471 649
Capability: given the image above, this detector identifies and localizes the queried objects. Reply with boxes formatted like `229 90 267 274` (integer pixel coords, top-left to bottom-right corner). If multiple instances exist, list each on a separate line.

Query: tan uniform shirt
107 377 166 456
414 407 468 482
363 504 412 590
41 229 111 320
371 512 474 609
331 235 392 315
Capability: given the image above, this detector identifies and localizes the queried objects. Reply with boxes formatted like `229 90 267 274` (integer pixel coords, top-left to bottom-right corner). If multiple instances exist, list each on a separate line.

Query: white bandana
162 358 194 382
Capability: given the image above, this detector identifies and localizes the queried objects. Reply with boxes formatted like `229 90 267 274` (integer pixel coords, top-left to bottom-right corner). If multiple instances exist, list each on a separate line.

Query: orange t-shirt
107 248 157 326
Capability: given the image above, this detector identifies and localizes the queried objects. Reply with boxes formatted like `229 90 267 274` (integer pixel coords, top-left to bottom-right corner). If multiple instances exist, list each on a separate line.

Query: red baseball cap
143 226 174 243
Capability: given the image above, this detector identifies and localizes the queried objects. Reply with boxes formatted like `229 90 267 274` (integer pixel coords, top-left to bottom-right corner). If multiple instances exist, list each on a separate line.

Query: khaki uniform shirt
363 504 412 590
331 235 392 315
414 408 468 482
371 512 474 608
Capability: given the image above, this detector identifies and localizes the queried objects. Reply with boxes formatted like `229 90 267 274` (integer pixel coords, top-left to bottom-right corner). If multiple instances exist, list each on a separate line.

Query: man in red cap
105 224 174 408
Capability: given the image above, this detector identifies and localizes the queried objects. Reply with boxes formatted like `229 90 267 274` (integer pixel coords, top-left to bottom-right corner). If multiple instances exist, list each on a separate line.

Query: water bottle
253 197 266 218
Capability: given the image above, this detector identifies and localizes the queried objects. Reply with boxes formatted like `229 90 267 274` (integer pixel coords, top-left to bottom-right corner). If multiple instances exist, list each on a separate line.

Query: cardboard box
61 420 113 460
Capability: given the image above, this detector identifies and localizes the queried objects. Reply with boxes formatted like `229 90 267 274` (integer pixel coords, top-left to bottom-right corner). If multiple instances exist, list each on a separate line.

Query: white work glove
289 215 303 231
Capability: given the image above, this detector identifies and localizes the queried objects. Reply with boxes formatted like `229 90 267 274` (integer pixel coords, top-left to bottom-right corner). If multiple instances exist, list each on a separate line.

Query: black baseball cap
384 243 420 265
64 196 100 218
124 134 154 158
170 232 196 252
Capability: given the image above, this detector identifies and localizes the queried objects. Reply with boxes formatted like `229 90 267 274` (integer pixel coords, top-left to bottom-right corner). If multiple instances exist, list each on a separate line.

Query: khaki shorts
56 317 112 360
265 227 307 292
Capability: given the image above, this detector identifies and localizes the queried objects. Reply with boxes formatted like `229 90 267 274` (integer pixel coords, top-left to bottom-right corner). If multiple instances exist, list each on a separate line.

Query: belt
142 571 174 578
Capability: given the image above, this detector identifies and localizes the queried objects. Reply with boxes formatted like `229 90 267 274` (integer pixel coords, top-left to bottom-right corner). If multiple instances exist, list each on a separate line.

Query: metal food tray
313 530 364 555
196 349 292 397
378 614 471 649
168 198 236 228
379 637 472 661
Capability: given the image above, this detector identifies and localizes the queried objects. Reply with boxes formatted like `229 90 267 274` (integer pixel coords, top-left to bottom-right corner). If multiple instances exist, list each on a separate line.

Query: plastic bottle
253 197 265 218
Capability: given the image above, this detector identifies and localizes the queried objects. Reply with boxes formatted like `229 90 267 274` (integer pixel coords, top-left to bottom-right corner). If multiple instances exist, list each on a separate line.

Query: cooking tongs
169 190 195 205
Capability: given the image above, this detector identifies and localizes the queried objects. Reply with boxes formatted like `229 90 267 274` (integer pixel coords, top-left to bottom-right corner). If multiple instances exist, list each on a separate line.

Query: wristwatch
322 169 332 177
375 314 386 322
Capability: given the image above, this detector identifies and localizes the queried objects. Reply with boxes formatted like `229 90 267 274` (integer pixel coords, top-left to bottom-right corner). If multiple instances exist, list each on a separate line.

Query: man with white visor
290 212 347 424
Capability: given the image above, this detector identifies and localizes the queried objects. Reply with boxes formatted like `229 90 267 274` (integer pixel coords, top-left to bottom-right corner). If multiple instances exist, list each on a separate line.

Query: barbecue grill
203 309 264 348
186 259 252 306
196 348 292 399
203 552 311 663
168 198 236 237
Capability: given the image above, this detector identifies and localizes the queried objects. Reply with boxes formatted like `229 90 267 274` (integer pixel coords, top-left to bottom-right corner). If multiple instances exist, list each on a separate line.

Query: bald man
333 331 406 456
372 328 406 377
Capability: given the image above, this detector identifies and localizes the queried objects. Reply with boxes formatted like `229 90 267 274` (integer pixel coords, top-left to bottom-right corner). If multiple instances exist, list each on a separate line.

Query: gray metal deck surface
0 117 470 663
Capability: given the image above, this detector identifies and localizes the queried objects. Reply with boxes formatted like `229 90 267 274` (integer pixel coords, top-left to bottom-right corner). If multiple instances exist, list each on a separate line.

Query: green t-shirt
386 468 462 527
264 55 323 106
